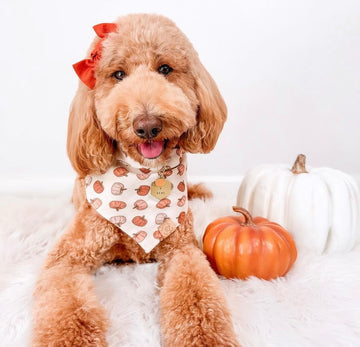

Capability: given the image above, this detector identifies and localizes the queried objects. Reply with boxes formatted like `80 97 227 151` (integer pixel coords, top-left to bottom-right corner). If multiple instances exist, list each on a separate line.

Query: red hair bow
73 23 118 89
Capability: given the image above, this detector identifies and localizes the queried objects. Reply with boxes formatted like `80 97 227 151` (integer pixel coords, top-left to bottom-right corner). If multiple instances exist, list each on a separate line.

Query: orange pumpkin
177 164 185 176
177 181 185 192
135 185 150 196
132 215 148 227
109 200 127 211
93 180 104 194
113 167 129 177
203 207 297 280
156 198 171 209
163 169 173 177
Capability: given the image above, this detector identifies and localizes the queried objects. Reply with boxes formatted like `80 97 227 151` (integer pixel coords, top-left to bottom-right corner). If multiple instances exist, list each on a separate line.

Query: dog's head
67 14 226 176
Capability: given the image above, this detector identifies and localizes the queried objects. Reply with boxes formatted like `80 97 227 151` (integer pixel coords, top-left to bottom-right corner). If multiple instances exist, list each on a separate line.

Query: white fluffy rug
1 190 360 347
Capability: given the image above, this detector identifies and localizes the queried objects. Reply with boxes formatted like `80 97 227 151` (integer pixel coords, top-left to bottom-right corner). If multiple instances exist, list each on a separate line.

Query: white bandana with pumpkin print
85 148 188 253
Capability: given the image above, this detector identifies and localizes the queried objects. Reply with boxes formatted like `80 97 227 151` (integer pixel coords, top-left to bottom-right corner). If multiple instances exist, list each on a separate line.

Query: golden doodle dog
32 13 239 347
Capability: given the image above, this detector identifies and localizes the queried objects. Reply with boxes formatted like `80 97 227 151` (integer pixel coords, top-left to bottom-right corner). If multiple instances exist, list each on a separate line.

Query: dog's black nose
133 115 162 139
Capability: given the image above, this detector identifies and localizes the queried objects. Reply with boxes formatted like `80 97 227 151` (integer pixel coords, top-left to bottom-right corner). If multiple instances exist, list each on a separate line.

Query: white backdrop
1 0 359 190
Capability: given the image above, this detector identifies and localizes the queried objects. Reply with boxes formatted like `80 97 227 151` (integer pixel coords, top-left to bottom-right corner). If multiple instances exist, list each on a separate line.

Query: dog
32 13 239 347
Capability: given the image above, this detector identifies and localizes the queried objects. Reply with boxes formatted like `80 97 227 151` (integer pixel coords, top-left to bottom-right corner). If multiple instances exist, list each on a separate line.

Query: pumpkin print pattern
162 166 173 177
156 198 171 209
85 148 188 253
113 167 129 177
153 230 164 240
177 181 185 192
137 172 151 180
135 185 150 196
111 182 126 195
155 213 168 225
90 198 102 209
85 176 92 187
133 231 147 243
177 196 186 207
177 211 186 224
177 164 185 176
132 215 147 227
93 180 104 194
109 200 127 211
133 199 148 210
110 215 126 227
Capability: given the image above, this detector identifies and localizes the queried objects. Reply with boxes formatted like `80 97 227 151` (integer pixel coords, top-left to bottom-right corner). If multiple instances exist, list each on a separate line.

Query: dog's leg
158 243 240 347
32 210 121 347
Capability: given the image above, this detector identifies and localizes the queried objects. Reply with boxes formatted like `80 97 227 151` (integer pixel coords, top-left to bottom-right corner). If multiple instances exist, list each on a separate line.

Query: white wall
1 0 359 190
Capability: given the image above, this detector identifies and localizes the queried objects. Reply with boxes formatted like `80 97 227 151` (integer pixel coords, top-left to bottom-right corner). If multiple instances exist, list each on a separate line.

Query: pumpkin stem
232 206 256 226
291 154 308 174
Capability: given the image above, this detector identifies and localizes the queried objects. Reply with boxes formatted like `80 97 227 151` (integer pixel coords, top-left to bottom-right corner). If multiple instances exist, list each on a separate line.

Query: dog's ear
180 59 227 153
67 83 116 177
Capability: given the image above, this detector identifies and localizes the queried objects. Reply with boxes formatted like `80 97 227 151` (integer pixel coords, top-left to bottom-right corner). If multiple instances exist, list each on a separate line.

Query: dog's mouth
137 139 167 159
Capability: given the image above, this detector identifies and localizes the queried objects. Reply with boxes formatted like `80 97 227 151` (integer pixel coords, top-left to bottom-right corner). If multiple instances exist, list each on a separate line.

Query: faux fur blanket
1 190 359 347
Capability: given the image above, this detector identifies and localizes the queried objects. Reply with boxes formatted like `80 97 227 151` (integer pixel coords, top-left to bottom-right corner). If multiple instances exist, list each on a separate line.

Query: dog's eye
113 71 126 81
158 64 173 76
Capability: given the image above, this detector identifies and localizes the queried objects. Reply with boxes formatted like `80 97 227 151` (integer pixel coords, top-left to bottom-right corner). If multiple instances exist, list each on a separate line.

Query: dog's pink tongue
138 141 164 159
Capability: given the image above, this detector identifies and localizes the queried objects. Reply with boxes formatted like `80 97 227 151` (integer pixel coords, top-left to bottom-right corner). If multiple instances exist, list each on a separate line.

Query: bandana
85 149 188 253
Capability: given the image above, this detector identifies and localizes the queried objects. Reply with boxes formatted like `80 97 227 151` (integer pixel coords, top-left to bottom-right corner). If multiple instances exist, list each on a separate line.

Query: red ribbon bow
73 23 118 89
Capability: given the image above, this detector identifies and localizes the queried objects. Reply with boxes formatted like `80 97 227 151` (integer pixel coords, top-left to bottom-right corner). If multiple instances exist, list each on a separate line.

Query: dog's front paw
32 304 108 347
159 245 240 347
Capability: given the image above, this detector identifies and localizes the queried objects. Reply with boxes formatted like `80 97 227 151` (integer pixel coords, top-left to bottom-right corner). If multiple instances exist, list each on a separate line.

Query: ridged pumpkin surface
203 207 297 280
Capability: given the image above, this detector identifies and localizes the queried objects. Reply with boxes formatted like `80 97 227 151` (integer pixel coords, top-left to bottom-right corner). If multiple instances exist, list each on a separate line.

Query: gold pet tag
151 178 172 200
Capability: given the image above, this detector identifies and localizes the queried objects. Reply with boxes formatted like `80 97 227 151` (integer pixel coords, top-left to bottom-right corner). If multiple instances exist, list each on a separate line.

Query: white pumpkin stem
291 154 308 174
232 206 256 226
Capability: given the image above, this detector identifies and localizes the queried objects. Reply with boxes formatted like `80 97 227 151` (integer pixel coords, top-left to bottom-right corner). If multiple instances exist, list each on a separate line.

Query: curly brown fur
32 14 239 347
188 183 214 201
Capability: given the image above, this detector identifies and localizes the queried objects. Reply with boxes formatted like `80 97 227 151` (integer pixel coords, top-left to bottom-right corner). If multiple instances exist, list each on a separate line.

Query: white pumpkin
237 154 360 253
